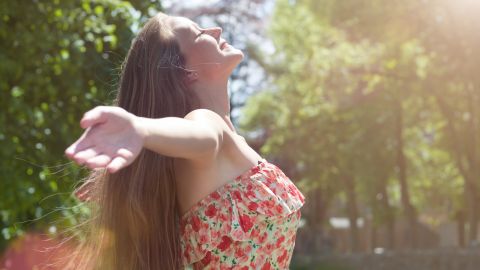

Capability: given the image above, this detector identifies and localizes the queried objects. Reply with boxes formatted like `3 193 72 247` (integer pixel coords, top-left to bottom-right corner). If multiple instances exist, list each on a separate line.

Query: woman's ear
185 71 199 84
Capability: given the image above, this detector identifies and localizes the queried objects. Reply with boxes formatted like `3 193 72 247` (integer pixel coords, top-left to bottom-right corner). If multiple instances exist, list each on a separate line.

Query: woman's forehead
166 16 198 51
169 16 198 34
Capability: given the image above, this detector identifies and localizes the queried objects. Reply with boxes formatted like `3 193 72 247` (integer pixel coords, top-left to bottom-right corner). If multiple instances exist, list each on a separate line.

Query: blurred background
1 0 480 269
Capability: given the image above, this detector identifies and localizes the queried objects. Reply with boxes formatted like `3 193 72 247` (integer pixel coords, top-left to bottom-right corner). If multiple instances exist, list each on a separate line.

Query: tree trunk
456 209 466 248
312 187 329 254
466 182 479 245
369 220 377 252
434 92 479 245
379 178 395 250
372 173 395 250
394 100 417 249
343 174 361 253
466 90 479 244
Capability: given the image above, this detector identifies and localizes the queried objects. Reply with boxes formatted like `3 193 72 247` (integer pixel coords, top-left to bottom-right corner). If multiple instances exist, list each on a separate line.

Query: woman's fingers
72 147 101 164
106 156 128 174
101 149 136 173
66 107 108 157
65 128 94 158
116 148 134 160
85 154 112 169
80 106 108 129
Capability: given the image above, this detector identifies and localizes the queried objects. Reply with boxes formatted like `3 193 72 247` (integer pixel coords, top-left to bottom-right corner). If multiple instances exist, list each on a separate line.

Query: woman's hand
65 106 145 173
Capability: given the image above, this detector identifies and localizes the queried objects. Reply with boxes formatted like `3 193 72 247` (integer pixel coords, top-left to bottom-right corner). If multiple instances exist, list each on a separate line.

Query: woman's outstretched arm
139 109 224 159
64 106 225 173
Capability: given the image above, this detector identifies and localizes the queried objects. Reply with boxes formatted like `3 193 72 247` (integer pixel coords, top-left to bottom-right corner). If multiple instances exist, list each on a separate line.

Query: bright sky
162 0 222 10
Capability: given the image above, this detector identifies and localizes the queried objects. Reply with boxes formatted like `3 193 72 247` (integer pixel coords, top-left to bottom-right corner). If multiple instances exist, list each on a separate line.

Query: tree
241 0 480 252
0 0 163 251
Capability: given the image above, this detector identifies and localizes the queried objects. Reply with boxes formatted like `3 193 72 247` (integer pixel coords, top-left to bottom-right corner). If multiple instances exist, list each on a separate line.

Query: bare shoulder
184 109 233 135
183 109 238 160
184 109 258 156
184 108 226 123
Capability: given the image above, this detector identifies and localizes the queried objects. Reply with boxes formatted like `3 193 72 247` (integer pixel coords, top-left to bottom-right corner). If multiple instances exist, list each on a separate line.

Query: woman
64 12 305 269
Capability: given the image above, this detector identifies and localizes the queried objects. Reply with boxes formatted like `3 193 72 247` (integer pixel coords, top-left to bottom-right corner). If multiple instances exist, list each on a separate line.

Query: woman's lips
220 41 228 50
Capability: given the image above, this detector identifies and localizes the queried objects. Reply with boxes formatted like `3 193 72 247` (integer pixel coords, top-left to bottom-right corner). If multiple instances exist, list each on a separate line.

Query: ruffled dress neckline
73 156 306 268
180 158 267 221
179 158 305 268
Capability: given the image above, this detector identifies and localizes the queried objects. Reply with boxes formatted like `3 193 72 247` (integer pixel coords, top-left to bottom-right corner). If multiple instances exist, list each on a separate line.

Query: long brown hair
67 12 198 270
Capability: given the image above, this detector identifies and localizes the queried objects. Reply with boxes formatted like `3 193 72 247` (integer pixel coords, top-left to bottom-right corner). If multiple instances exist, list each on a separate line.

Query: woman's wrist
133 116 149 148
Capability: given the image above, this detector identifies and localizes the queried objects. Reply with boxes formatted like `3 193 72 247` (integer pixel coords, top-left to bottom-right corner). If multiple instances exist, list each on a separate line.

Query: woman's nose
207 27 222 40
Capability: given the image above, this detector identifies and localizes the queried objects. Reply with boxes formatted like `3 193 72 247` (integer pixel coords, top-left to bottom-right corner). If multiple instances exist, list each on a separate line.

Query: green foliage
0 0 163 251
241 0 480 237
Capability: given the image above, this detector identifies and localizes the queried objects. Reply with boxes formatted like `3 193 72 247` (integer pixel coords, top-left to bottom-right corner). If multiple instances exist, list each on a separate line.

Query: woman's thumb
80 106 108 129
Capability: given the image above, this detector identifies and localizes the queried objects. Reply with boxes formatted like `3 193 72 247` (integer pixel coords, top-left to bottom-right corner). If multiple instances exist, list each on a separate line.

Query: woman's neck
191 79 236 132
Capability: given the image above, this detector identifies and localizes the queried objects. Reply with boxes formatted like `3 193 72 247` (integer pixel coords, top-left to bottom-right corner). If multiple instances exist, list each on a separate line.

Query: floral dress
180 159 306 269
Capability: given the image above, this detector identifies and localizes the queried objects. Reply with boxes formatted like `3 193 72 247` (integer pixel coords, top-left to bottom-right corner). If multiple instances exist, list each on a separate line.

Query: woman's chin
237 50 245 60
231 56 244 70
224 51 244 67
231 49 245 63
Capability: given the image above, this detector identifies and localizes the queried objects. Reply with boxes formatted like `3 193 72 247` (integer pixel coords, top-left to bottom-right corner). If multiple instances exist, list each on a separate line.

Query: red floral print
239 214 254 232
211 191 221 200
276 235 285 247
248 201 259 211
200 250 212 266
275 204 284 214
180 159 305 269
191 215 201 232
278 249 288 265
261 261 272 270
234 190 243 200
217 235 233 251
204 204 217 217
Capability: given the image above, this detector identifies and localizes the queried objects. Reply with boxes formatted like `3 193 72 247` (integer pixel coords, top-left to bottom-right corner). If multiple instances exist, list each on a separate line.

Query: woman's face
167 16 244 81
